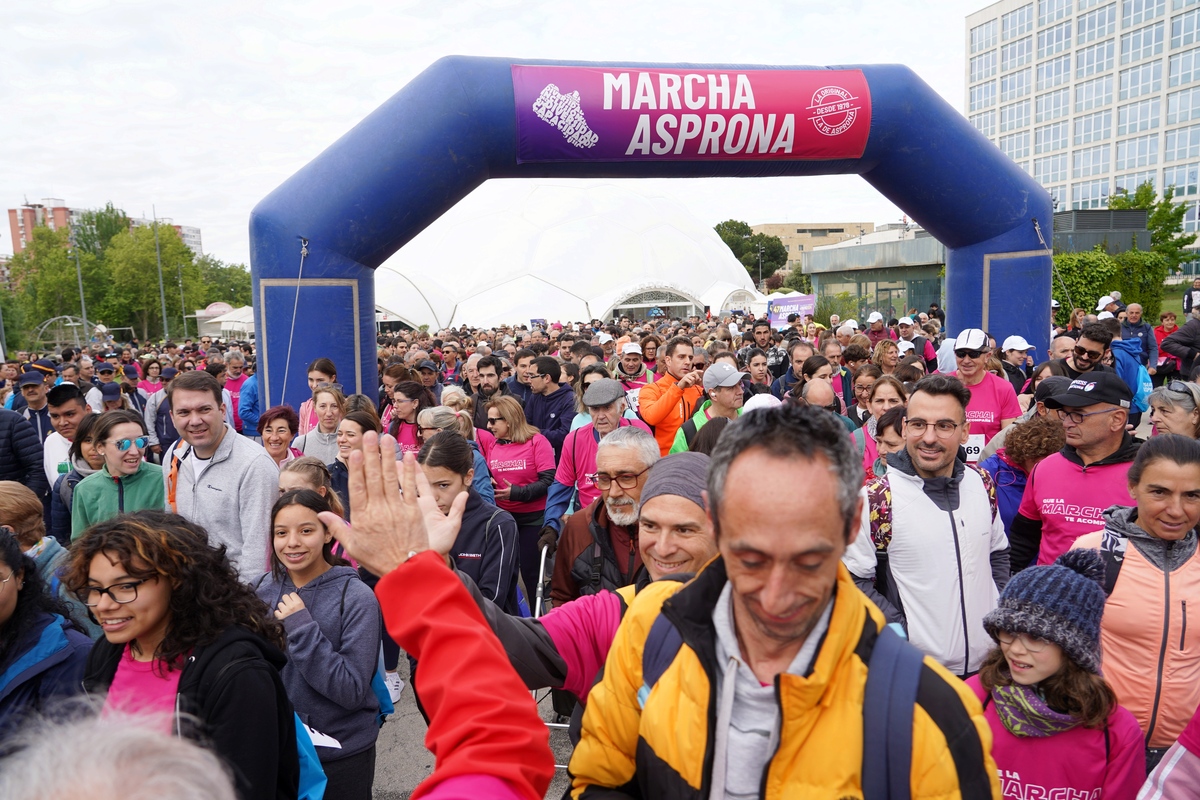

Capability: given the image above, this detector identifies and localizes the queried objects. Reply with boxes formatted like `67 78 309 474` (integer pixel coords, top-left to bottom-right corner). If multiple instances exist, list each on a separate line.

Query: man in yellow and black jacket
569 403 1001 800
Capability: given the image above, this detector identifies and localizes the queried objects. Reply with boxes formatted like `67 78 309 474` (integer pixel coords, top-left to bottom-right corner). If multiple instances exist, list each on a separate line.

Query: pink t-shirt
393 419 421 456
949 371 1022 458
225 374 248 432
103 649 182 733
554 420 652 510
488 435 556 515
1017 452 1134 565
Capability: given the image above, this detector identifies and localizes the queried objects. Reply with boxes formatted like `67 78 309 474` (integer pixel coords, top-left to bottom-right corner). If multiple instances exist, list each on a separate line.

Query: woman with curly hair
968 549 1144 798
68 510 298 800
0 527 92 736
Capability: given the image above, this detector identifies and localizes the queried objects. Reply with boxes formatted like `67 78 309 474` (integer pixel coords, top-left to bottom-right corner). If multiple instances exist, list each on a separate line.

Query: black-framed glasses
1060 408 1119 425
1073 345 1103 361
996 631 1050 652
587 466 651 490
77 578 149 607
113 437 149 451
906 419 961 436
954 349 986 360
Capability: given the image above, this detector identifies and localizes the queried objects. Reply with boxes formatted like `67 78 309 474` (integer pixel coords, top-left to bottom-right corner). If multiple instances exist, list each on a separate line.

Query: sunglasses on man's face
954 349 986 360
1073 345 1104 361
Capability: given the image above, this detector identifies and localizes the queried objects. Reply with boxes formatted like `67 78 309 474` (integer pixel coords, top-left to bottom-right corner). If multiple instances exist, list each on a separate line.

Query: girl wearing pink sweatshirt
967 549 1145 800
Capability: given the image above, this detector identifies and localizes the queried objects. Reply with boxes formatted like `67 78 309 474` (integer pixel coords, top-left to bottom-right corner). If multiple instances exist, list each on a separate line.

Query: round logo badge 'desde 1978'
808 86 860 137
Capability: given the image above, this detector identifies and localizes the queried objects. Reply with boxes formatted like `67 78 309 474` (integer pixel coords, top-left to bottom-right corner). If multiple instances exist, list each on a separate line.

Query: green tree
101 224 202 342
0 290 27 353
1109 181 1198 271
1050 246 1170 323
713 219 788 283
196 255 253 307
7 226 105 329
783 269 813 294
73 202 131 255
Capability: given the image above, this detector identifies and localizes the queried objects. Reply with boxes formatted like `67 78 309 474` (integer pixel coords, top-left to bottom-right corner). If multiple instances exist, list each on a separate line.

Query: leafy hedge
1051 247 1169 325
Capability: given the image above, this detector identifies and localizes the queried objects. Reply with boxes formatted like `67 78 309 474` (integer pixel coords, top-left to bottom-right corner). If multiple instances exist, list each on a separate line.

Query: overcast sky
1 0 979 265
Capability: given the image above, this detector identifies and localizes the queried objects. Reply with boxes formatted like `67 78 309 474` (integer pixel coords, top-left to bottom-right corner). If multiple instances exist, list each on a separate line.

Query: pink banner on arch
511 65 871 164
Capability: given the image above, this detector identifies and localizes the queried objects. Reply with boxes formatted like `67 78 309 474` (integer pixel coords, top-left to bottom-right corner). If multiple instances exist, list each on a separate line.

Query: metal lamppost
68 225 90 344
152 206 169 341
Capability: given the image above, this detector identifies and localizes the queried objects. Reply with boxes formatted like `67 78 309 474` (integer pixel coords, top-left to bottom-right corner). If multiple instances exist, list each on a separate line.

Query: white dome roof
374 181 761 329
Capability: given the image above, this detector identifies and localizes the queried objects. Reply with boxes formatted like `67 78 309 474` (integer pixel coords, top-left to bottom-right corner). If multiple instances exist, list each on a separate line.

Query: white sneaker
384 670 405 703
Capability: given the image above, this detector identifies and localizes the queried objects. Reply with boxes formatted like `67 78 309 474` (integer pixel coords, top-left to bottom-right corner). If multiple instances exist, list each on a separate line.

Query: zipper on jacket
116 475 125 512
757 676 785 799
946 500 972 674
1182 600 1188 651
1146 541 1173 744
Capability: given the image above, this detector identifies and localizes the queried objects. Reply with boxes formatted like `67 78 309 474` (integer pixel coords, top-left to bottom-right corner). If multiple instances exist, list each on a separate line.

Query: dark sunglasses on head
1073 345 1103 361
954 349 986 360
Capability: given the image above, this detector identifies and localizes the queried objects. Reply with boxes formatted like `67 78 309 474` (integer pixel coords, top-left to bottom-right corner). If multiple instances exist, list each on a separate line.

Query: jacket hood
1110 338 1141 355
1060 433 1141 468
70 454 98 478
1102 504 1199 571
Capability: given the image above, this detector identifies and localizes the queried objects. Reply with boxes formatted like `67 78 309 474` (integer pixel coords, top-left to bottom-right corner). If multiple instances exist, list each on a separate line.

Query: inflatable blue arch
250 56 1052 407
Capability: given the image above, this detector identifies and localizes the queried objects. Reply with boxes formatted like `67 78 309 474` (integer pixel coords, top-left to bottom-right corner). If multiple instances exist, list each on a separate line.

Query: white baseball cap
1051 299 1061 309
844 319 859 330
898 316 914 326
896 339 916 354
1095 295 1114 311
1001 335 1035 352
620 342 642 356
867 311 884 324
953 329 989 350
1097 311 1115 320
598 333 614 344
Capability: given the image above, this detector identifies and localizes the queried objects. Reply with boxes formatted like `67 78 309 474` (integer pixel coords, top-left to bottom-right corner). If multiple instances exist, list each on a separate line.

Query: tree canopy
714 219 788 284
1108 181 1198 271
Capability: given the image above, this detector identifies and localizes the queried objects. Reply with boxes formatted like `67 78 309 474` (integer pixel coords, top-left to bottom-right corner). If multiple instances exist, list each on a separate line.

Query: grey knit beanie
639 452 709 513
983 549 1107 674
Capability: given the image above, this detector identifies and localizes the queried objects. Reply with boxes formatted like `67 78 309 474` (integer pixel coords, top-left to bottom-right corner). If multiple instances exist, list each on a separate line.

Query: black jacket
83 625 299 800
1000 360 1028 396
471 382 520 431
451 488 521 615
1163 317 1200 377
0 408 49 502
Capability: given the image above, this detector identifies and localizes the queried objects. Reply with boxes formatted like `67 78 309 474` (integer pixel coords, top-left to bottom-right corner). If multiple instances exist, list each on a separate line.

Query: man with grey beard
550 426 660 606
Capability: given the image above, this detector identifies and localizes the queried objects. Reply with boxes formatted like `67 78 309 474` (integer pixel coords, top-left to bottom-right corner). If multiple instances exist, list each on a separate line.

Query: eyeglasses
854 382 876 393
485 416 503 425
1060 407 1119 425
906 419 962 436
77 578 149 607
1073 345 1104 361
587 466 651 490
113 437 149 451
996 631 1051 652
954 349 987 360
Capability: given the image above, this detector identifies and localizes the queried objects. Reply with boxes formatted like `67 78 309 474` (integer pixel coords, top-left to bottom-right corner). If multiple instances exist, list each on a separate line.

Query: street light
67 224 90 344
757 243 765 290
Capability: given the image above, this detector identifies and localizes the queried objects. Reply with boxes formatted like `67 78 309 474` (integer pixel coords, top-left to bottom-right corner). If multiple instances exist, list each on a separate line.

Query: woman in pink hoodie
967 549 1145 799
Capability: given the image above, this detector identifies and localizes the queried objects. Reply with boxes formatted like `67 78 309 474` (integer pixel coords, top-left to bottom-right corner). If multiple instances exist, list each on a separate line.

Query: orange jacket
637 372 704 456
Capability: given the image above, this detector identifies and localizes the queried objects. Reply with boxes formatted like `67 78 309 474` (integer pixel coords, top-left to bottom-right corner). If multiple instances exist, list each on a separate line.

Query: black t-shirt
1051 357 1113 381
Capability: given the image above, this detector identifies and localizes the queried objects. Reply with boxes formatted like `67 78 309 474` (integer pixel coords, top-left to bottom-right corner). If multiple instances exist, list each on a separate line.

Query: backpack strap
865 478 894 552
589 542 604 591
861 623 924 800
1101 545 1123 597
638 612 684 709
681 419 699 450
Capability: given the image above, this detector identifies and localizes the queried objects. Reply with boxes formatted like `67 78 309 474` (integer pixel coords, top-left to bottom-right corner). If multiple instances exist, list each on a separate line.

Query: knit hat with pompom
982 549 1108 674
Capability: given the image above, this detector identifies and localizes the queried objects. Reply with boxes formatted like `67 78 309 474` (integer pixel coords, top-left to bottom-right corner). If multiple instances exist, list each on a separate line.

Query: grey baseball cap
702 362 747 390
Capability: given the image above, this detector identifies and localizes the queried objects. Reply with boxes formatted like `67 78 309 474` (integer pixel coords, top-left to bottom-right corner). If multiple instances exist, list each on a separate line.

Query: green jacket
71 461 165 540
668 400 742 454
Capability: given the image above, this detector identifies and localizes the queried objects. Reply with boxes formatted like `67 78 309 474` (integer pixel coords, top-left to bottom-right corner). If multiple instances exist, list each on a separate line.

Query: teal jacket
71 460 165 540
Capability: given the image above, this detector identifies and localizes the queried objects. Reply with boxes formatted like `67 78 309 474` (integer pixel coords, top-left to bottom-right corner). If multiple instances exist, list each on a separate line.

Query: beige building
751 222 876 276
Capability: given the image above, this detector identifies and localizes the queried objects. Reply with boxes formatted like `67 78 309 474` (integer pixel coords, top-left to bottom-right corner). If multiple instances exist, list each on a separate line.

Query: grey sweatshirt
255 566 382 761
165 424 279 579
293 430 338 466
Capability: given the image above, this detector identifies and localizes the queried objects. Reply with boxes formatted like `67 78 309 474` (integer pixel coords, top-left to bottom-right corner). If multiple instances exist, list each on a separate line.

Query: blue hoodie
254 565 381 762
1110 338 1152 413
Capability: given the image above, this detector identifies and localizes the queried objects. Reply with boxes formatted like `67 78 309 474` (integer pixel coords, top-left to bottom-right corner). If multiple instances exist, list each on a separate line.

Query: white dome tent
374 182 764 329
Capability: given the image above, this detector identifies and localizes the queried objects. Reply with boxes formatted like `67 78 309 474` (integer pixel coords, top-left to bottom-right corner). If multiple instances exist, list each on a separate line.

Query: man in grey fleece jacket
164 371 278 579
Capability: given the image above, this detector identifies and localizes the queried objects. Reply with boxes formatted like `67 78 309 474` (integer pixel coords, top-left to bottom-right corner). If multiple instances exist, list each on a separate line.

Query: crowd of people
3 291 1200 798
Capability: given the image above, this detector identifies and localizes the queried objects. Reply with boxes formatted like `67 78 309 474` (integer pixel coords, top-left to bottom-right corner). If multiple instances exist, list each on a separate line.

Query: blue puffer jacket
0 612 92 736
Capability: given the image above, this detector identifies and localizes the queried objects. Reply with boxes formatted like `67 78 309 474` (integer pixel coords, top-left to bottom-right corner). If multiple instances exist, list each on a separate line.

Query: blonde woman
417 406 495 503
292 385 345 464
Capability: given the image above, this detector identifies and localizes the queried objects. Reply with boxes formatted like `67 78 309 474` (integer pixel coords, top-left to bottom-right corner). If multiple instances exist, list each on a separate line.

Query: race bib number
625 388 641 412
964 434 985 463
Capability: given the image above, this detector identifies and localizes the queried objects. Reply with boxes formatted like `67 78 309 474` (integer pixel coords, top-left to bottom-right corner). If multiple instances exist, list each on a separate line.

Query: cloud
0 0 971 266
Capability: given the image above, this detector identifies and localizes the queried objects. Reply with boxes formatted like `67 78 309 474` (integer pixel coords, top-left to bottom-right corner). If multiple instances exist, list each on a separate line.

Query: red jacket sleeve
376 551 555 800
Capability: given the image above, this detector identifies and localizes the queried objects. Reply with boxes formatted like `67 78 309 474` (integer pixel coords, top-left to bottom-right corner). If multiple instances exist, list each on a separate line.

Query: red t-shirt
103 648 182 733
488 435 555 515
949 371 1022 459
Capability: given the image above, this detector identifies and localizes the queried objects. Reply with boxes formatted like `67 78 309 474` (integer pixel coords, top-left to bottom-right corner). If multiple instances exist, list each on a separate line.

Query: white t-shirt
43 431 72 488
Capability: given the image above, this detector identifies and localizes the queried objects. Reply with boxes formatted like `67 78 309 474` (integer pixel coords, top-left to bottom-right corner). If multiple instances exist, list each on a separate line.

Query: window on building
1115 170 1158 194
1115 133 1159 169
1034 153 1070 183
1078 5 1118 44
970 110 998 136
1037 54 1073 89
1119 61 1163 100
1048 184 1069 208
1077 74 1115 111
1073 178 1111 208
1121 22 1165 65
1075 110 1114 144
1076 39 1116 79
970 80 998 111
1080 0 1108 7
1003 4 1035 39
1001 69 1033 101
1165 122 1200 160
1168 86 1200 123
1038 21 1072 59
1074 144 1112 177
1041 0 1072 24
970 50 998 83
1036 87 1071 121
1176 0 1200 10
1118 96 1161 133
1001 99 1033 131
1036 120 1071 152
971 19 999 53
1165 161 1200 194
1183 199 1200 232
1000 130 1032 160
1124 0 1166 26
1002 37 1034 71
1172 7 1200 47
1170 46 1200 86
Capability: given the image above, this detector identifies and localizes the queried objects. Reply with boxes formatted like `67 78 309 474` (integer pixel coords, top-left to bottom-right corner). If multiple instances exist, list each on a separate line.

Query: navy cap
161 367 179 379
96 362 116 373
18 371 46 387
417 360 437 372
31 358 57 376
123 365 140 379
100 382 122 400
